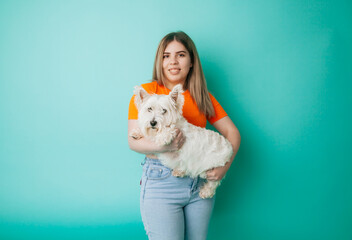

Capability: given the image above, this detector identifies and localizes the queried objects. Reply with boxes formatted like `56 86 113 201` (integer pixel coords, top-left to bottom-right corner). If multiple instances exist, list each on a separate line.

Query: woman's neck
163 80 185 91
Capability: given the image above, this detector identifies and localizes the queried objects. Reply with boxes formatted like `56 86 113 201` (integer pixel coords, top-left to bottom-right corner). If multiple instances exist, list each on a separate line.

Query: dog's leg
129 128 143 140
199 180 221 199
172 169 186 177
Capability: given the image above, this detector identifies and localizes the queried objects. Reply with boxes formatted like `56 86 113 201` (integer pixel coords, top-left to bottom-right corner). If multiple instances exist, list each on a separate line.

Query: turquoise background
1 0 351 239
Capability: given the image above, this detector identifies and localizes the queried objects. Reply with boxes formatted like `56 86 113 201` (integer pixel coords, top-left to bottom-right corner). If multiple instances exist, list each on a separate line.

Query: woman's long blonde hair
152 31 215 118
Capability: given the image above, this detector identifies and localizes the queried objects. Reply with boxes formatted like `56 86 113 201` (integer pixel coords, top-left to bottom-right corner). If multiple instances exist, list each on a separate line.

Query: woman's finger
177 130 183 139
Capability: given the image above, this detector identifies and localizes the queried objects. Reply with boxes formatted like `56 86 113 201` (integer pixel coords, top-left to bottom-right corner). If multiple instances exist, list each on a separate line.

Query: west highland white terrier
129 84 233 198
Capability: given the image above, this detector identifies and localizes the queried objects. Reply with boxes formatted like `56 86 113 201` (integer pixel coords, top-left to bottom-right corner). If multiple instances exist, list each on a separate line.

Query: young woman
128 31 241 240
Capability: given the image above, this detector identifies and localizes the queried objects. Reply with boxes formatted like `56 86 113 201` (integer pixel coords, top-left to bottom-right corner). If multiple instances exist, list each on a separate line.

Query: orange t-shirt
128 82 227 128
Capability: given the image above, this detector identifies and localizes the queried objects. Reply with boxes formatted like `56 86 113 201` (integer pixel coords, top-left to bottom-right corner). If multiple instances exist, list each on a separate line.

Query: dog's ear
134 86 150 110
169 84 185 112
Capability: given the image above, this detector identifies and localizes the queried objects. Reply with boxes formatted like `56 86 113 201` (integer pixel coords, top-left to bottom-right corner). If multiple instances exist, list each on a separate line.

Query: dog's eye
148 107 152 112
162 109 167 114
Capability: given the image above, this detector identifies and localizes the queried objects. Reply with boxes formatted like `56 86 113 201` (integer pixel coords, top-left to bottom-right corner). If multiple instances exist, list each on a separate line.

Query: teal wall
1 0 351 239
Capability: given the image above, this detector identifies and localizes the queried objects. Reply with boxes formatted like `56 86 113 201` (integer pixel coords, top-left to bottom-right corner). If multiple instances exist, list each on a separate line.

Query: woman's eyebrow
163 51 187 54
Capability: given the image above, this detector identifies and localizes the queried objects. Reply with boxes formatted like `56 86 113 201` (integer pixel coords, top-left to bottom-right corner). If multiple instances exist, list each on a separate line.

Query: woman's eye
162 109 167 114
163 55 169 58
179 54 185 57
148 107 152 112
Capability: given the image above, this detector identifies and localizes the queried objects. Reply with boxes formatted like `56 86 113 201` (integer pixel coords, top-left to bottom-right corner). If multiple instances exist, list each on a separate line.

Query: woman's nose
170 55 178 64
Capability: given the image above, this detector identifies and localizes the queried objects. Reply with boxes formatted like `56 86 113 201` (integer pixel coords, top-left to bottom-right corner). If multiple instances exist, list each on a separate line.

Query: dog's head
133 84 185 136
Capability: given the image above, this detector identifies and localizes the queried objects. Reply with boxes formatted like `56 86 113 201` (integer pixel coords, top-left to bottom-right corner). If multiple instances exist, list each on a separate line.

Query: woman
128 31 241 240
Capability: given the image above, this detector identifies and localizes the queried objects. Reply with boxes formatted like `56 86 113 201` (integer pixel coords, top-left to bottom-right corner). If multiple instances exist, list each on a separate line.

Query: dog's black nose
150 120 157 127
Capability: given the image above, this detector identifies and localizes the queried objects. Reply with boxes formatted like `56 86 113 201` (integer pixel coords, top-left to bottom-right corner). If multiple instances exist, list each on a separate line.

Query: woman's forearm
224 128 241 168
213 116 241 168
128 136 165 155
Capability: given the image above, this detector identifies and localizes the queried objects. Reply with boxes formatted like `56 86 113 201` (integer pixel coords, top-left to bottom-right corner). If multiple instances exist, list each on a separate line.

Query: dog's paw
155 134 174 146
129 128 143 140
172 169 186 178
199 186 216 199
163 134 175 145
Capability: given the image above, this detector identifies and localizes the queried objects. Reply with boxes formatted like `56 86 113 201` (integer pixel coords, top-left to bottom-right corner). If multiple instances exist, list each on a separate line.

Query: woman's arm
128 120 185 155
206 116 241 181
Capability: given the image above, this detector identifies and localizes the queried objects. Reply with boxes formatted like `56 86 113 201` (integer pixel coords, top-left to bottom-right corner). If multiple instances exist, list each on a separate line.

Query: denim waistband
141 157 164 166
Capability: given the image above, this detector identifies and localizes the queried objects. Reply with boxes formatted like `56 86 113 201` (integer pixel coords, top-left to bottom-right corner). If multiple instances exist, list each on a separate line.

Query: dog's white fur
130 84 233 198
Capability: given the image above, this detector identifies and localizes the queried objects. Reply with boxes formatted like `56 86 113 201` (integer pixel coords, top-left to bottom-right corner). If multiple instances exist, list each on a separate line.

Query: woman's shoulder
140 81 158 93
140 81 169 94
207 92 217 103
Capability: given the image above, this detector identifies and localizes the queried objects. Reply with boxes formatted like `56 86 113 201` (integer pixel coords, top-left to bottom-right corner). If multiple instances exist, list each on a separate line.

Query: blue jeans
140 157 215 240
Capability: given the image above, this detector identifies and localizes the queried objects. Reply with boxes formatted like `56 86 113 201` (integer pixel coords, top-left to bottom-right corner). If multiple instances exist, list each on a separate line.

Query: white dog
130 84 233 198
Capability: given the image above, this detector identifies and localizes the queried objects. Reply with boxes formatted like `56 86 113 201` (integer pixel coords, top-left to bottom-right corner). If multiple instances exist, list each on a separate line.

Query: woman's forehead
164 40 188 52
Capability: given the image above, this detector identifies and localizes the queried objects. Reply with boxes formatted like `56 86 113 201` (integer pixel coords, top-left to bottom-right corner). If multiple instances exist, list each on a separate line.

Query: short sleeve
128 95 138 120
207 93 228 125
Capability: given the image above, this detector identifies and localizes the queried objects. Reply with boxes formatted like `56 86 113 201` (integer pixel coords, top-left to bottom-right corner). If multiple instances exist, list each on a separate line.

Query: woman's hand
164 128 186 152
206 163 230 181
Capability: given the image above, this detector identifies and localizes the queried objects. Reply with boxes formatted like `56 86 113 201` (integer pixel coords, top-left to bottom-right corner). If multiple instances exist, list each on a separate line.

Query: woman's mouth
169 68 180 74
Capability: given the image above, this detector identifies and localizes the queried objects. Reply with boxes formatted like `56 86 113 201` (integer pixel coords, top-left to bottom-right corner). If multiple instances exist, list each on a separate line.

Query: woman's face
162 40 193 89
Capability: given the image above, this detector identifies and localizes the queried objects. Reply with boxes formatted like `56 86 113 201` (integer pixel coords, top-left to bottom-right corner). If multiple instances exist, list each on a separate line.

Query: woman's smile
169 68 181 74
